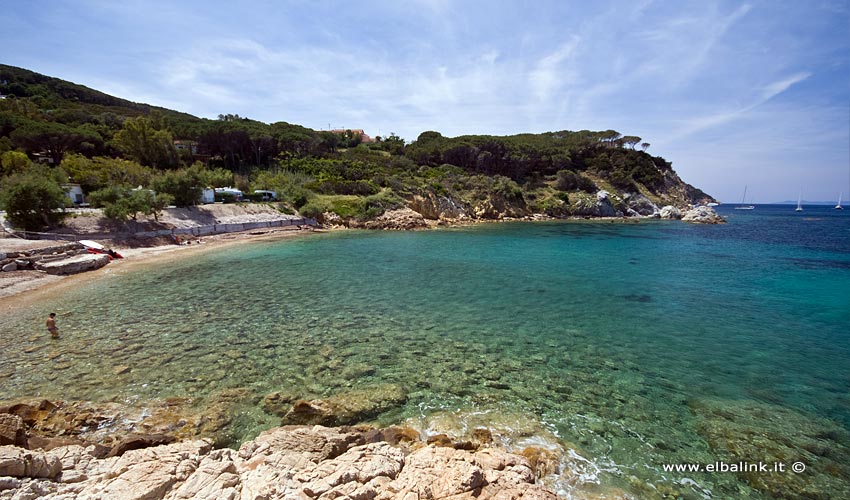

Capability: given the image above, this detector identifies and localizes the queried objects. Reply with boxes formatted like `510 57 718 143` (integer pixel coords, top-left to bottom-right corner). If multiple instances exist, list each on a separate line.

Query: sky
1 0 848 203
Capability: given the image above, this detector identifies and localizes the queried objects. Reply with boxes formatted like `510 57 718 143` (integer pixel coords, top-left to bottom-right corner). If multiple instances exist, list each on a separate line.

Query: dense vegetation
0 64 711 230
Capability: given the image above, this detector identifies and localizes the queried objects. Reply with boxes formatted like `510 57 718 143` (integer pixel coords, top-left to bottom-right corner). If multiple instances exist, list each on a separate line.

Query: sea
1 204 848 499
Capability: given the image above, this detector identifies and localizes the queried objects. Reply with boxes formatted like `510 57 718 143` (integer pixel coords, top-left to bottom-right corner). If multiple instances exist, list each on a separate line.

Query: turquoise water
2 205 849 498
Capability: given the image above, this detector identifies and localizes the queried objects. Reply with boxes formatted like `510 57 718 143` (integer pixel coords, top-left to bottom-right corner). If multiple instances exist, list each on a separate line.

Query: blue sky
2 0 848 203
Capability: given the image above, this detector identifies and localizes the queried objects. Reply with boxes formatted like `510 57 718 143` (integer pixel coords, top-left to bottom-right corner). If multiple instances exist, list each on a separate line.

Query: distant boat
734 186 755 210
707 202 719 207
836 193 844 210
795 192 803 212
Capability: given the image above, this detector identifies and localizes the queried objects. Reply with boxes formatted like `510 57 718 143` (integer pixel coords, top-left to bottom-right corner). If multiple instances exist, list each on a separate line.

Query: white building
200 188 215 204
62 184 85 205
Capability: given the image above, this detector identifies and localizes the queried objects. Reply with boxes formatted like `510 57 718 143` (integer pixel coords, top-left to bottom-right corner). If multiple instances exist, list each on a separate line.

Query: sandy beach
0 225 322 312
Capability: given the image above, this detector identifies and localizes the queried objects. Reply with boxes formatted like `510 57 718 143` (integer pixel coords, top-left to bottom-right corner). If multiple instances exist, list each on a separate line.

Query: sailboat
836 193 844 210
795 192 803 212
734 185 755 210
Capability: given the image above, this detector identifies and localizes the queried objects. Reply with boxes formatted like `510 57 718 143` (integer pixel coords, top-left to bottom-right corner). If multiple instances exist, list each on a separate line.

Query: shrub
0 151 31 175
88 185 127 208
298 200 327 219
90 186 173 221
216 192 238 204
556 170 596 192
0 168 67 230
151 167 204 206
610 169 636 190
492 175 523 201
356 190 404 220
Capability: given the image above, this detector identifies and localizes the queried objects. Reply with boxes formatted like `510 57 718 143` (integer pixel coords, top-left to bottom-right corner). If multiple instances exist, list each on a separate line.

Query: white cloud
529 37 581 102
668 71 813 141
761 72 812 101
6 0 844 200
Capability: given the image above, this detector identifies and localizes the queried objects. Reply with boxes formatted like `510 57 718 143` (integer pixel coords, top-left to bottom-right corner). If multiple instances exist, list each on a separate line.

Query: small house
200 188 215 204
173 140 199 154
62 184 85 205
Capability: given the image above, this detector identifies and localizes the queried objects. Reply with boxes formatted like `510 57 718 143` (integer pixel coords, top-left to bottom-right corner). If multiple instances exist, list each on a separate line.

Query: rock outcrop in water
681 206 726 224
658 205 682 220
0 425 560 500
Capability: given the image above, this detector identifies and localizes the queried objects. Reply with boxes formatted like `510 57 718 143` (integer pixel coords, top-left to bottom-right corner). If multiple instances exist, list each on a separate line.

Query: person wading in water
46 312 59 338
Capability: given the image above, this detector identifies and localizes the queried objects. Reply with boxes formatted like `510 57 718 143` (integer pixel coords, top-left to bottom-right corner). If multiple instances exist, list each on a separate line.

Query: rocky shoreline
0 399 637 499
0 424 564 500
325 194 724 231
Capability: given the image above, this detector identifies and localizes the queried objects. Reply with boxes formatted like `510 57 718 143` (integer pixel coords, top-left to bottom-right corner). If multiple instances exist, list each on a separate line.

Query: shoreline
0 226 325 309
0 214 666 305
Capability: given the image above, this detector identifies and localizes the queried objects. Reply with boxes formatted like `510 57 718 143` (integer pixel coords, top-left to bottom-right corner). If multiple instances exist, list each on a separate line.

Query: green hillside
0 64 713 230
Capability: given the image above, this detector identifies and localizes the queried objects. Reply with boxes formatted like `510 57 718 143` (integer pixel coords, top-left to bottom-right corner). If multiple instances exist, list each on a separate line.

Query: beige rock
35 253 110 275
239 425 364 463
358 208 429 230
0 426 563 500
165 450 240 500
0 413 26 446
0 446 62 479
382 445 487 498
77 440 210 500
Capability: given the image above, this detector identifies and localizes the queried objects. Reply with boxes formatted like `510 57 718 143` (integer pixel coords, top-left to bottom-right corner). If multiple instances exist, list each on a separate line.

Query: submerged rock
282 384 407 426
260 391 297 417
690 398 850 499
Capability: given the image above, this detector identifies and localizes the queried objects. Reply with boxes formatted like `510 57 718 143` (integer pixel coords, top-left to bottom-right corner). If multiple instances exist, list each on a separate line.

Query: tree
379 133 405 155
151 165 204 206
0 168 68 230
61 154 153 193
621 136 642 150
599 130 622 148
555 169 596 192
10 120 96 164
113 114 177 168
1 150 31 175
90 186 174 221
640 142 650 152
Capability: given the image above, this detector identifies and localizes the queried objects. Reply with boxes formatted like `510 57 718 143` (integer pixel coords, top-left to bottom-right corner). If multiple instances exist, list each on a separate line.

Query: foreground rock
35 253 111 275
681 206 725 224
0 425 559 500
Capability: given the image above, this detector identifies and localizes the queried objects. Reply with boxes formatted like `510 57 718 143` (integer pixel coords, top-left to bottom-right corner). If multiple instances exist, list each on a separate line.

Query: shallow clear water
2 204 849 498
